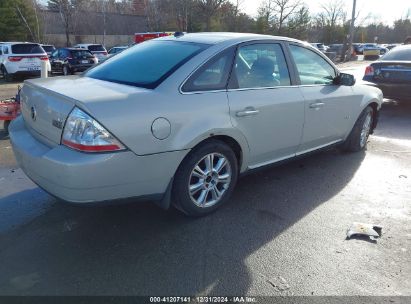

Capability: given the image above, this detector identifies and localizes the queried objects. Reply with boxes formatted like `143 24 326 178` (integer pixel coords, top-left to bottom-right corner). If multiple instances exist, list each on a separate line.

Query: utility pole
348 0 356 61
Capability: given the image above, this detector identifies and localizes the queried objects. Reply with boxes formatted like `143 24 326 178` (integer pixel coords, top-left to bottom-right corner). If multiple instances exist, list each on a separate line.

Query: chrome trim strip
296 139 343 156
248 153 296 170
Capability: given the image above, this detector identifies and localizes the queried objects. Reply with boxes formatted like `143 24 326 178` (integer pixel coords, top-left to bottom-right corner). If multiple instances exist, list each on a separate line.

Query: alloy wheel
360 112 372 148
188 152 232 208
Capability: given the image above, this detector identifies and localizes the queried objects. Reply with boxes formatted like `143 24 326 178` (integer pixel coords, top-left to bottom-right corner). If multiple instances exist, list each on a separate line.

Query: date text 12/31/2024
149 296 257 303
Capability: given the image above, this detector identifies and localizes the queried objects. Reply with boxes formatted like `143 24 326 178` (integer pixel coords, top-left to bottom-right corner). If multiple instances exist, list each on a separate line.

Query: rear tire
172 140 238 217
341 106 374 152
3 120 10 135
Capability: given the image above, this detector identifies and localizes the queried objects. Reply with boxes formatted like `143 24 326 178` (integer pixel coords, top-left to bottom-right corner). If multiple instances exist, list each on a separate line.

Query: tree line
0 0 410 46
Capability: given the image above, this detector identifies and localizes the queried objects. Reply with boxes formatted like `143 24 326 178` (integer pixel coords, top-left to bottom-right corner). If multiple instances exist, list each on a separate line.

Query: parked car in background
50 48 98 75
363 43 381 60
0 42 50 81
10 33 382 216
353 43 363 54
108 46 128 56
363 45 411 101
378 45 389 55
41 44 56 57
98 46 129 63
327 44 344 61
73 44 108 61
310 43 328 53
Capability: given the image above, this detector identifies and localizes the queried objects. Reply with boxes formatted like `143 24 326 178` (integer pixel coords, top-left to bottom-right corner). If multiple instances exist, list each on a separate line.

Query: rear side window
182 48 235 92
232 43 291 89
85 41 208 89
88 45 105 52
290 45 336 85
12 44 44 54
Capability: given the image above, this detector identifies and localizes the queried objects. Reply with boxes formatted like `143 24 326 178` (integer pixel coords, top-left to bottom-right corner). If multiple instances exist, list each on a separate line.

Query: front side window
85 41 208 89
232 43 291 89
290 45 336 85
182 48 234 92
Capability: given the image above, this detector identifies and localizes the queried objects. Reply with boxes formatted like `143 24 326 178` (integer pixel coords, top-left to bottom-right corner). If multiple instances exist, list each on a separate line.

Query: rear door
287 44 357 154
227 42 305 168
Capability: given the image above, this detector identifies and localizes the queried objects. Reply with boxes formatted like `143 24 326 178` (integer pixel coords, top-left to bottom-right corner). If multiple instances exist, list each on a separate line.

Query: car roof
158 32 304 45
75 44 103 46
1 42 40 45
60 47 92 51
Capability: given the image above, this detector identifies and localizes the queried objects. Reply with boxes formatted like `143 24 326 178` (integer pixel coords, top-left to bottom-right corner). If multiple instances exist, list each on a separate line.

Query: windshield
71 50 94 58
85 40 208 89
12 44 44 54
381 47 411 61
88 45 106 52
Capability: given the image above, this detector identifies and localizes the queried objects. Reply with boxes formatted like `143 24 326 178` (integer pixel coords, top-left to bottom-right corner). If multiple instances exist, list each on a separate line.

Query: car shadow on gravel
0 147 365 296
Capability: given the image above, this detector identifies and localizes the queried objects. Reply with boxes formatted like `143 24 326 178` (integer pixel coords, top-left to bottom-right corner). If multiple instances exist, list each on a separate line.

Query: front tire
1 66 13 82
63 65 70 76
172 140 238 217
342 106 374 152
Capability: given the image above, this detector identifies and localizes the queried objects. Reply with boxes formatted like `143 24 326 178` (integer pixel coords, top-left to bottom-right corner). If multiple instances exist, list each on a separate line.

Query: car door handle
236 107 259 117
309 102 325 109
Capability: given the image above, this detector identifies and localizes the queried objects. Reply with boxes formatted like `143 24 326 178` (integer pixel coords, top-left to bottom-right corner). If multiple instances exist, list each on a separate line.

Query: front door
288 44 356 154
227 42 305 168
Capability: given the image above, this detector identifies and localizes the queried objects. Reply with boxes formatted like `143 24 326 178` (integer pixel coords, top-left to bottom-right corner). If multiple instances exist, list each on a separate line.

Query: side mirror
334 73 356 86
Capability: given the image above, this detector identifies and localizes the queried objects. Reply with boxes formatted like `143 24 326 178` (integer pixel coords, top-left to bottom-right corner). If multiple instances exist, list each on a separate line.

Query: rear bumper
69 64 94 72
362 79 411 100
9 116 187 203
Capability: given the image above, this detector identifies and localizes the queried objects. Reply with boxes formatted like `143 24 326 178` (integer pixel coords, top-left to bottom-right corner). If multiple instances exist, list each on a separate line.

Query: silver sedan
10 33 383 216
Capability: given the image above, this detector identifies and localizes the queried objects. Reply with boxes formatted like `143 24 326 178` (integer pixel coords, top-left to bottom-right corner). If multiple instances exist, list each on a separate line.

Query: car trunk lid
372 61 411 83
20 81 75 145
20 76 150 146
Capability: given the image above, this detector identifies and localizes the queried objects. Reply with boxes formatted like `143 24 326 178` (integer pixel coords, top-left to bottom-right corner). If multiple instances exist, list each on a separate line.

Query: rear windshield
71 50 94 58
85 41 208 89
12 44 44 54
42 45 55 52
88 45 105 52
381 47 411 61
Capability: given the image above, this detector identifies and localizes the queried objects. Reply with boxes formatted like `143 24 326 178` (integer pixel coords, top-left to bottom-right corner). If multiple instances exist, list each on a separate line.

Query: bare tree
257 0 302 35
48 0 84 46
317 0 347 43
198 0 226 31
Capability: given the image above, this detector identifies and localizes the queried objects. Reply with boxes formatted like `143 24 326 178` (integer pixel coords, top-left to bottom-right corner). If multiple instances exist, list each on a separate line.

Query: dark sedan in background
363 45 411 101
50 48 98 75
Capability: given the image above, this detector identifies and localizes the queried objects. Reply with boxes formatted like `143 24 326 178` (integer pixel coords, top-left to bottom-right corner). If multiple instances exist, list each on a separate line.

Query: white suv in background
0 42 50 81
73 44 108 61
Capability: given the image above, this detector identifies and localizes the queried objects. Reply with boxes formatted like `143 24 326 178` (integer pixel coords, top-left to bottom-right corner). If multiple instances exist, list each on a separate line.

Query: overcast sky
240 0 411 25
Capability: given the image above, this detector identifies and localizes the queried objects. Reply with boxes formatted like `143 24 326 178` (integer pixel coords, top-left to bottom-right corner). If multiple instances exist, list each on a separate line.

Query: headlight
62 107 125 152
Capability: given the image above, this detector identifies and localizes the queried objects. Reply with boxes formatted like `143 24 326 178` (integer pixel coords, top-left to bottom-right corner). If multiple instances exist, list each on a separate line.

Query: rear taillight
365 66 374 76
39 56 49 61
8 56 22 62
62 107 125 153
